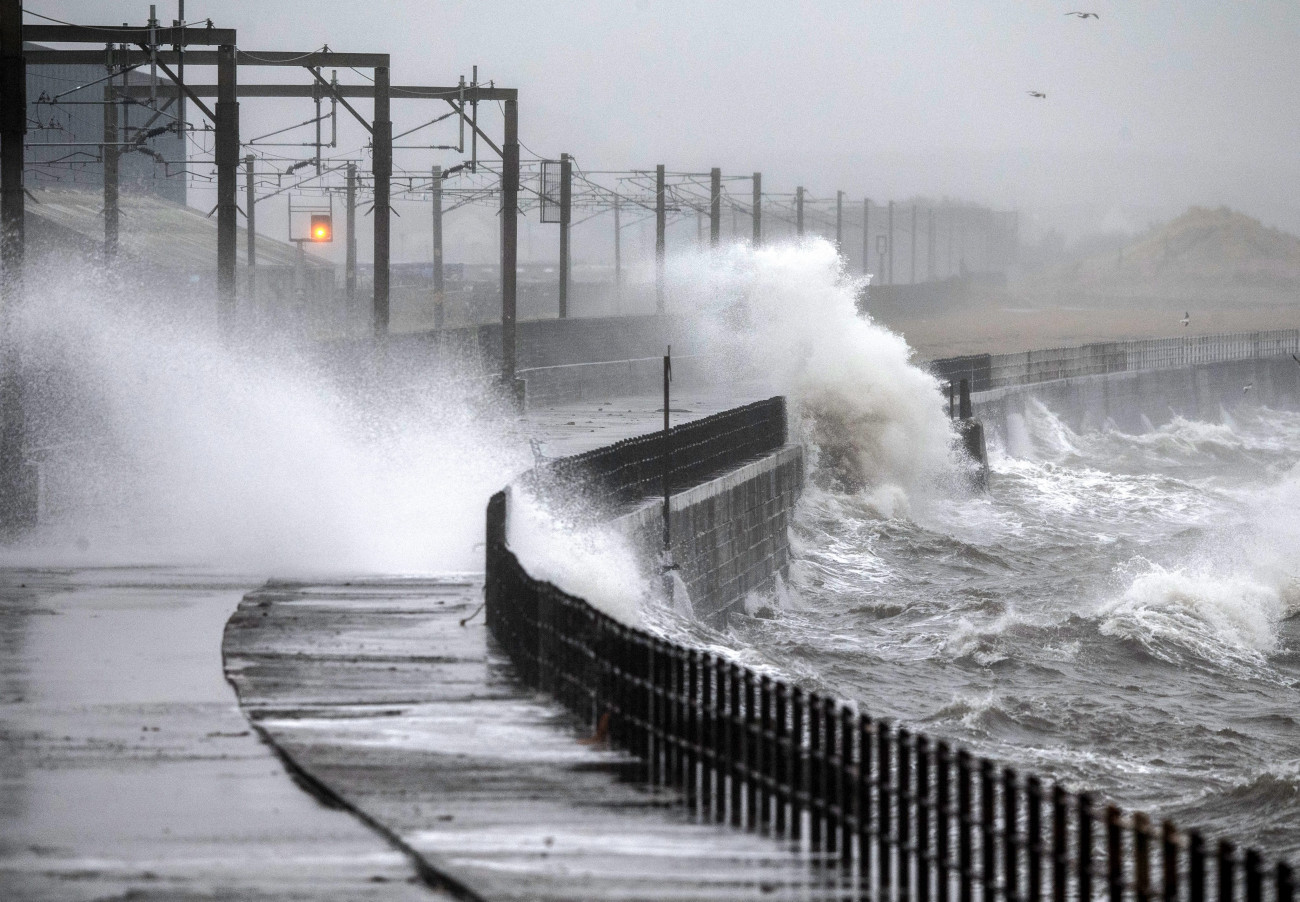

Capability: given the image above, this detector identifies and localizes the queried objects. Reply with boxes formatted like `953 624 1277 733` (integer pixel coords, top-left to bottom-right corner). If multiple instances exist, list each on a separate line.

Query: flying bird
1181 311 1190 327
1028 91 1047 99
1066 11 1099 18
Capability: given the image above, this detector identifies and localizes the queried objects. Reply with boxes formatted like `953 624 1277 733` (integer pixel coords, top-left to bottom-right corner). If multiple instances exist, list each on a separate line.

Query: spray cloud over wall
7 260 528 575
669 239 958 513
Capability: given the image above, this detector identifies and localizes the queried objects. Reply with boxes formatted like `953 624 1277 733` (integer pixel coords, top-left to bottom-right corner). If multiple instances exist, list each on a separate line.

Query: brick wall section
613 444 804 626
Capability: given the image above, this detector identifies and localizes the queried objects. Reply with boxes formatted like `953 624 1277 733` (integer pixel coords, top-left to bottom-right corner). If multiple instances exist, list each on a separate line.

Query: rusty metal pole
345 162 356 314
558 152 571 318
214 42 238 332
709 167 720 247
371 64 391 337
432 164 444 328
500 97 519 394
103 54 119 261
0 0 32 532
655 164 665 313
244 154 255 309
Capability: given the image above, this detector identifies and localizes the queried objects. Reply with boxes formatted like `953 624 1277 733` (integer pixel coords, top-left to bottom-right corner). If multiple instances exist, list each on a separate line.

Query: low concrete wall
612 444 803 625
973 355 1300 434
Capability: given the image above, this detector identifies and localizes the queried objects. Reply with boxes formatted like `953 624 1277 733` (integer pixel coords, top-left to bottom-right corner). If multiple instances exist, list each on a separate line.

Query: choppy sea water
659 401 1300 860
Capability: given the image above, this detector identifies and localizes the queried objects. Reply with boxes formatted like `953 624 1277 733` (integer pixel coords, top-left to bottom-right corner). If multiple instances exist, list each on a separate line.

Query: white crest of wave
1001 399 1081 462
504 487 648 625
5 261 527 575
668 240 957 506
1099 563 1293 660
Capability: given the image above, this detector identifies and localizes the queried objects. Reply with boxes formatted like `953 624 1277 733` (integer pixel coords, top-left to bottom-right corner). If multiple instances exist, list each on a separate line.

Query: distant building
25 43 188 206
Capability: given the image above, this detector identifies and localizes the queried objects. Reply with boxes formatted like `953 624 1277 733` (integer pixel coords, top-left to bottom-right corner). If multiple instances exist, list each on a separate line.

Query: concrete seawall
611 443 803 624
973 355 1300 434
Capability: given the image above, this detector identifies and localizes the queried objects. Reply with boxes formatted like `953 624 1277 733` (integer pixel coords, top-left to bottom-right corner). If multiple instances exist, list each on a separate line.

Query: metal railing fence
484 400 1296 901
930 330 1300 394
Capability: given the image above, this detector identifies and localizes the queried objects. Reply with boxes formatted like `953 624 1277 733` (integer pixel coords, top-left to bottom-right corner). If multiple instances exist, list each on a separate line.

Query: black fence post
1004 769 1020 902
1218 841 1235 902
980 759 996 902
714 656 727 824
860 716 876 890
881 724 894 897
745 671 759 830
729 662 743 828
937 742 952 902
1277 863 1294 902
840 705 855 872
810 694 824 849
823 697 838 857
1107 804 1123 902
899 729 913 902
687 649 700 811
1135 812 1152 902
760 676 774 831
1245 850 1261 902
1078 794 1094 902
776 682 789 835
1190 833 1206 902
1161 821 1178 902
918 735 932 902
1027 776 1043 902
958 750 973 902
700 653 715 819
792 687 805 843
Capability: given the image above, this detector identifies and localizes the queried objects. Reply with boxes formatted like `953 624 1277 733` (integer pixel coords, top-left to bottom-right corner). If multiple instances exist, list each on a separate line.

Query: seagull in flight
1066 11 1099 18
1028 91 1047 99
1181 311 1190 327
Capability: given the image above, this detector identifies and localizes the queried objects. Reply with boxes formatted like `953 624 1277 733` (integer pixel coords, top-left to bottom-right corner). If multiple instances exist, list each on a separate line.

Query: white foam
504 487 649 625
4 259 528 575
667 240 958 504
1099 563 1290 660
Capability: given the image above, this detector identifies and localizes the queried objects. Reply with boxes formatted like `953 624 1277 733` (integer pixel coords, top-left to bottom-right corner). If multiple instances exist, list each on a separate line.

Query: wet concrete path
223 578 848 901
0 567 445 901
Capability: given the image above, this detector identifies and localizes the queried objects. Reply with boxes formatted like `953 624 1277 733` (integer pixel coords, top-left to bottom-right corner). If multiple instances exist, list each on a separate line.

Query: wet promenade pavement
1 388 781 900
0 568 447 901
223 578 847 901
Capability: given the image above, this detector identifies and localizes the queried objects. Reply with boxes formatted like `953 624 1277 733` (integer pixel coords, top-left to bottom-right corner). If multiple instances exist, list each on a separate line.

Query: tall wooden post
432 164 444 328
655 163 665 313
500 98 519 389
371 65 391 337
244 154 255 309
751 172 761 247
215 43 239 331
345 162 357 310
796 186 805 237
709 167 721 247
0 0 32 532
558 152 571 318
102 55 119 261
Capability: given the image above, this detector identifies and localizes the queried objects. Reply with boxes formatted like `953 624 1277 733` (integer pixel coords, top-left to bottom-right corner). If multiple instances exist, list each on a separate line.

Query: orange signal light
309 213 333 243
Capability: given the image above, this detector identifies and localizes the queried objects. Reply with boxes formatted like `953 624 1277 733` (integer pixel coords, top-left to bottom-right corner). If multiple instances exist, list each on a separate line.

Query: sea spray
5 259 528 574
667 240 959 508
504 485 650 625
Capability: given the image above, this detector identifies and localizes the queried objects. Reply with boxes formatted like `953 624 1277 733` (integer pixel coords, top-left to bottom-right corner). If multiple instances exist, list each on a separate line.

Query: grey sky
32 0 1300 257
